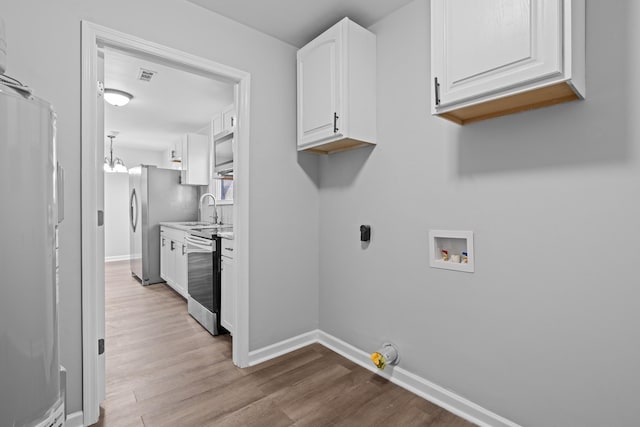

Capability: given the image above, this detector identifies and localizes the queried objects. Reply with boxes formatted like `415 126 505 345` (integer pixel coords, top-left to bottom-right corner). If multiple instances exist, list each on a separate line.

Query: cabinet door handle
225 247 234 251
434 77 441 106
170 241 175 251
182 244 186 255
162 238 165 247
231 116 235 128
333 112 339 133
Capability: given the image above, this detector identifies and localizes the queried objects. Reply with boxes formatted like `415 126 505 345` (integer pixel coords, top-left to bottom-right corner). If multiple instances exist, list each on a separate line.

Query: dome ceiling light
104 88 133 107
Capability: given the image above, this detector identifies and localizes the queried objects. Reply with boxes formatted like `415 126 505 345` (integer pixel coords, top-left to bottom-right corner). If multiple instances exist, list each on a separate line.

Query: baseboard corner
247 329 320 366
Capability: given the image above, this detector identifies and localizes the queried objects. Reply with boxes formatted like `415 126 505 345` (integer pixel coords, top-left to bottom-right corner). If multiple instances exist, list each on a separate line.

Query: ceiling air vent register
137 68 157 82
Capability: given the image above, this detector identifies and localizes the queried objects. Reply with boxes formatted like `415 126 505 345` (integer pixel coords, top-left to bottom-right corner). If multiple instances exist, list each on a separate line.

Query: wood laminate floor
94 260 475 427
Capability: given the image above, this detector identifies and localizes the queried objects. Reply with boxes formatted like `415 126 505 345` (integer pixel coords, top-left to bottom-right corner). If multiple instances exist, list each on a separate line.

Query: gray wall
319 1 640 426
1 0 319 414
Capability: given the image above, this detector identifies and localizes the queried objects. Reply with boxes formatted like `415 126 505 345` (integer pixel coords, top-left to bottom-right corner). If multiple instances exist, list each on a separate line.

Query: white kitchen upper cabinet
297 17 376 154
180 133 209 186
212 114 223 137
431 0 585 125
212 104 235 139
222 105 236 134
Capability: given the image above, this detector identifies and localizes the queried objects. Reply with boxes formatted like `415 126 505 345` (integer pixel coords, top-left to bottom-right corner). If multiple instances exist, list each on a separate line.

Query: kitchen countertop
160 221 233 239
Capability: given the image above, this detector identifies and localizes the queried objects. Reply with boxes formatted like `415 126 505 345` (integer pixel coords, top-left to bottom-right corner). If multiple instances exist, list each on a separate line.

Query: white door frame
81 21 251 425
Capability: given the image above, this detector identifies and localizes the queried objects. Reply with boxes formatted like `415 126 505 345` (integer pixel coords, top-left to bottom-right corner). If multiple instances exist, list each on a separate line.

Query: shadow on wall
317 145 375 188
297 150 322 188
453 0 632 177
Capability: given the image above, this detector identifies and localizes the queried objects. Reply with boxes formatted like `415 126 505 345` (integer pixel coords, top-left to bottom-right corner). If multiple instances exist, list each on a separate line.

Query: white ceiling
104 48 234 153
186 0 415 47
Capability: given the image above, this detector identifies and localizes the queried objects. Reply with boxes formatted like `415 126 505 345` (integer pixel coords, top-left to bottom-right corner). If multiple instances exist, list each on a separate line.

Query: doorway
81 22 251 426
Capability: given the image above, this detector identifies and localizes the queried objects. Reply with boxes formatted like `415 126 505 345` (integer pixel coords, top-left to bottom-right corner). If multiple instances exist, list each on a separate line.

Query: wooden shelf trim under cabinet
302 138 374 155
439 82 581 125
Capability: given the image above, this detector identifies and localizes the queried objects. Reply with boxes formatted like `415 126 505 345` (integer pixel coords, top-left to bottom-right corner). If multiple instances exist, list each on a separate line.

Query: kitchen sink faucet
199 192 219 224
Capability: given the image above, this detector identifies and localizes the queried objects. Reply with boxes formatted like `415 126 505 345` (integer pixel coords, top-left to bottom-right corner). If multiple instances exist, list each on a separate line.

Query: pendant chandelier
104 134 127 173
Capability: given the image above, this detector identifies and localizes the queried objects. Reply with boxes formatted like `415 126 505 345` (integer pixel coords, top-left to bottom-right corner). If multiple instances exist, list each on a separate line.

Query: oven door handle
186 246 213 254
185 234 213 246
185 235 214 252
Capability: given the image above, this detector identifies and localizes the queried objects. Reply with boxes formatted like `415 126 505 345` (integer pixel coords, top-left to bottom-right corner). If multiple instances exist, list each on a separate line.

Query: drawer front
161 226 186 243
220 238 235 259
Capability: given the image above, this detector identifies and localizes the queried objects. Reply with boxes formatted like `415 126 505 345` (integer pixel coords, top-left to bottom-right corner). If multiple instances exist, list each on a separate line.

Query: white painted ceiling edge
185 0 416 47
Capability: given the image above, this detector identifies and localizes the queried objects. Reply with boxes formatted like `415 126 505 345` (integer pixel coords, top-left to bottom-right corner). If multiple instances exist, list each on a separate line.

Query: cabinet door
212 113 223 136
164 239 177 286
181 134 209 186
432 0 563 107
222 105 235 133
160 233 169 280
297 23 342 147
220 256 235 334
174 240 188 297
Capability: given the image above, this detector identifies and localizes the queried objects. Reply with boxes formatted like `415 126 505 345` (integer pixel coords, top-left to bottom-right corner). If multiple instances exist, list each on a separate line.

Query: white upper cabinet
212 104 235 138
180 133 209 186
431 0 585 125
297 18 376 154
222 105 236 134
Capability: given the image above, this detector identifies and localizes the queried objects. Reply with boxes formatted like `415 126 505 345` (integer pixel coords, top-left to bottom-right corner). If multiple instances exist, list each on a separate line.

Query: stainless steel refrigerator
0 82 66 425
129 165 198 285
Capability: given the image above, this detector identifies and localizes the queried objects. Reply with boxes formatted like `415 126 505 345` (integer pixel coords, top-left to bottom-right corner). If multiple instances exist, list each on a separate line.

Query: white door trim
81 21 251 426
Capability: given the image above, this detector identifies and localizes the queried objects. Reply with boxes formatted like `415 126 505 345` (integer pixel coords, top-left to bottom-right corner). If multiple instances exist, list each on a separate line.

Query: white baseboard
248 330 319 366
105 255 129 263
247 329 520 427
317 331 521 427
65 411 83 427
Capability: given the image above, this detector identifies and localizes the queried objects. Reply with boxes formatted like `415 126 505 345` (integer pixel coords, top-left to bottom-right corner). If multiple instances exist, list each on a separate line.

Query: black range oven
185 230 224 335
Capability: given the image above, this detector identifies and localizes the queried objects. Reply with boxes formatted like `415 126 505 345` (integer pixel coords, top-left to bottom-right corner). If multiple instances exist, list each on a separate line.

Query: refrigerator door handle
130 188 138 232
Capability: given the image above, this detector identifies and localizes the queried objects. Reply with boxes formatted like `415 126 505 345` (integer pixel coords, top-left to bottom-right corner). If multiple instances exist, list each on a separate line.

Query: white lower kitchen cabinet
220 237 235 334
431 0 585 124
160 226 188 298
160 230 172 283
